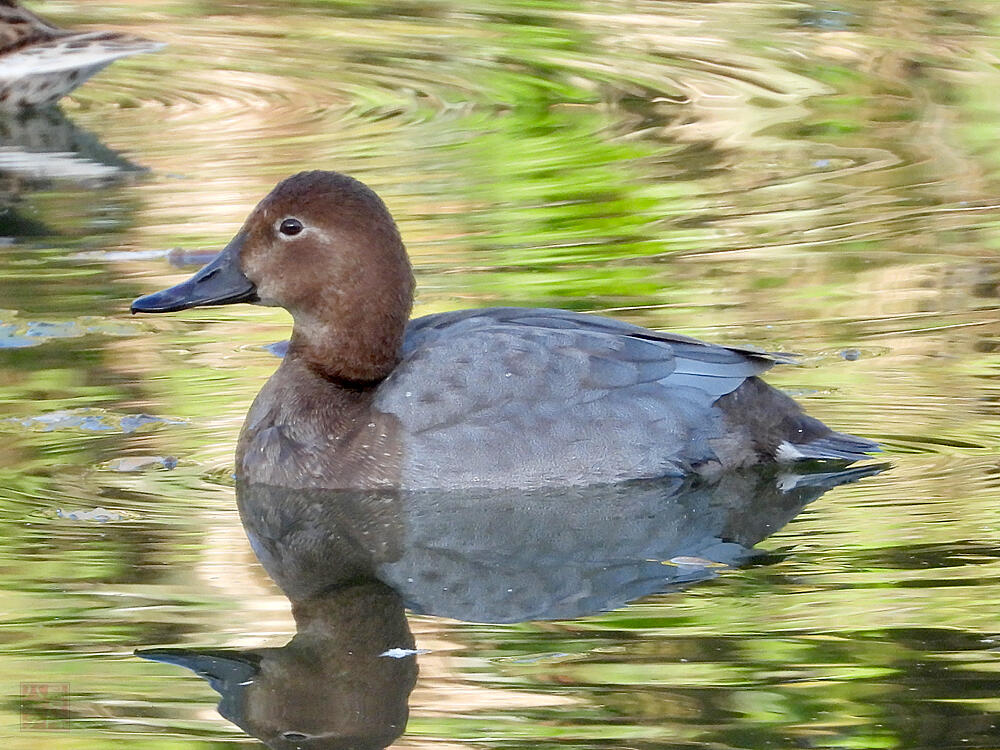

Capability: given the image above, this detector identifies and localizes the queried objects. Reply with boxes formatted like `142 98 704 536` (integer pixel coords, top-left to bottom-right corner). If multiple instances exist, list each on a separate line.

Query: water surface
1 1 999 748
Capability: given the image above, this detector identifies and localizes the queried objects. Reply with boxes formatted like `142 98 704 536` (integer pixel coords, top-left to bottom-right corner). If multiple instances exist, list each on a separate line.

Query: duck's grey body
238 307 877 490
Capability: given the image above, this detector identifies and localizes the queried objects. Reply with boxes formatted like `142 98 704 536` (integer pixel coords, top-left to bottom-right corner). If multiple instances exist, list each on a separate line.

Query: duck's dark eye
279 218 303 236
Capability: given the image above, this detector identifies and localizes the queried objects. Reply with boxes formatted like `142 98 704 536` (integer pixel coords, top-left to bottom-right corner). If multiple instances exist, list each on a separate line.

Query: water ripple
0 311 142 348
4 408 184 434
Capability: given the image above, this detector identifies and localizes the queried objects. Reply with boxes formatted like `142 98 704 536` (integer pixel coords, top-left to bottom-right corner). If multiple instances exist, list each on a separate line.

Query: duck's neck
288 306 406 384
284 230 415 383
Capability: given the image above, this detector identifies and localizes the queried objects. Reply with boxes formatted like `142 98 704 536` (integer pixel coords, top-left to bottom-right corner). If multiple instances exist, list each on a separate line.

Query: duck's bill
131 233 257 314
136 648 260 684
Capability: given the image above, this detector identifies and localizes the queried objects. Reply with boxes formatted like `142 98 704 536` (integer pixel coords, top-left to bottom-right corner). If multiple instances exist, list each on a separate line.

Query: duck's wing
402 306 792 363
0 29 163 71
396 307 784 416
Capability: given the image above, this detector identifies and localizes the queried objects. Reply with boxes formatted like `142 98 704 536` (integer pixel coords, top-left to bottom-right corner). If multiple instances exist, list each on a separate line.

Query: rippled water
2 0 999 748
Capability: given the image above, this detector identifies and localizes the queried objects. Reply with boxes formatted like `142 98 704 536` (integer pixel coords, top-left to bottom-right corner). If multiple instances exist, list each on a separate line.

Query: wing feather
380 308 778 433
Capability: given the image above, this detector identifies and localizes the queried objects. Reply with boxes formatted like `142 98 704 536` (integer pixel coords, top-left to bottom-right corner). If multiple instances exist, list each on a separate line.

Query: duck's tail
715 377 879 467
778 426 880 463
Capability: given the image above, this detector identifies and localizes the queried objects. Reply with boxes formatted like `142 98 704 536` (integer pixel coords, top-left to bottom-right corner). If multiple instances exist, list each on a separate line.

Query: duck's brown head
132 171 415 382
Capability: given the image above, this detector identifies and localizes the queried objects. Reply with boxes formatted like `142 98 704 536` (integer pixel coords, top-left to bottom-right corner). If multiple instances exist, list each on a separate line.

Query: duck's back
371 308 869 489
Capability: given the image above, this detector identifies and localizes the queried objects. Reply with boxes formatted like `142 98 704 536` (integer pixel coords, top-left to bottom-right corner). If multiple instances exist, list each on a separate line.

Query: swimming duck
0 0 163 110
132 171 878 490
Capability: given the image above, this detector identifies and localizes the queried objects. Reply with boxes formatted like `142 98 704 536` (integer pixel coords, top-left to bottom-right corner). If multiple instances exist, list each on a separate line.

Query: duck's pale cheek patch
248 275 283 307
306 227 335 244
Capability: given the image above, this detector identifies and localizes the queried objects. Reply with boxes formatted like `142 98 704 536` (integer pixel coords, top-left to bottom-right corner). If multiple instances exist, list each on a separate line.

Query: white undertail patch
776 441 807 462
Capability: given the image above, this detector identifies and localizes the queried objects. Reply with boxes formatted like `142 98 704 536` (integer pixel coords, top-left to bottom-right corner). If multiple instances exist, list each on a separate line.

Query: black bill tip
131 286 202 314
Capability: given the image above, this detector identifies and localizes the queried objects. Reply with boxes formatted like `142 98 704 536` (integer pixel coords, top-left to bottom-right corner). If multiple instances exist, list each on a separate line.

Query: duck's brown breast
236 356 402 489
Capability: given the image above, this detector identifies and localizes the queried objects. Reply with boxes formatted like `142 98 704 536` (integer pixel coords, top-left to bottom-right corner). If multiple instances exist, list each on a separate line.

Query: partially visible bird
0 0 163 110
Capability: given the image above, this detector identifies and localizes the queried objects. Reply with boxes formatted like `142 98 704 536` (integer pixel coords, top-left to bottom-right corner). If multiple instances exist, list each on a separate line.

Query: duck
131 170 878 490
0 0 163 110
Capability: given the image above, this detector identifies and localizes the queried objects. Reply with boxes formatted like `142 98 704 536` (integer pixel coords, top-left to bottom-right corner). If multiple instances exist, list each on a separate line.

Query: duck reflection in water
0 106 149 239
139 464 880 749
0 106 146 184
144 580 413 750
